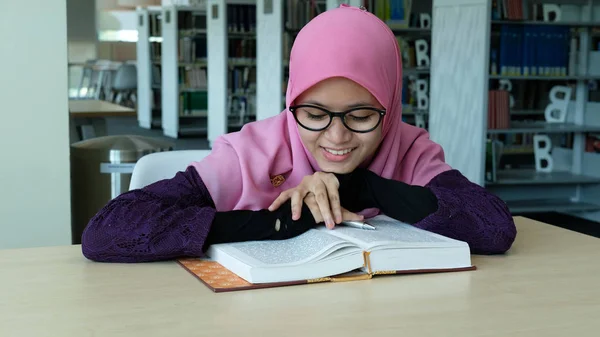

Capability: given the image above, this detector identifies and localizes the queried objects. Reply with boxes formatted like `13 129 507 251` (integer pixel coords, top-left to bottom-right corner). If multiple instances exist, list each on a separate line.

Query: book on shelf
490 24 573 77
227 3 256 33
486 139 505 183
366 0 432 29
178 215 475 293
488 89 511 130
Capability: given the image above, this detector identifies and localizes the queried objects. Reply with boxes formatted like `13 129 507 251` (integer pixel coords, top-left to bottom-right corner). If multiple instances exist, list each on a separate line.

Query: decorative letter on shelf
543 4 561 22
416 79 429 111
534 135 553 173
544 85 572 123
498 79 515 108
415 39 430 68
415 113 426 129
419 13 431 29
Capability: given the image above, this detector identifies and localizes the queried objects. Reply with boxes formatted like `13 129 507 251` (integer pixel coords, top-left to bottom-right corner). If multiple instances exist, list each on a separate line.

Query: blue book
500 25 508 76
390 0 405 21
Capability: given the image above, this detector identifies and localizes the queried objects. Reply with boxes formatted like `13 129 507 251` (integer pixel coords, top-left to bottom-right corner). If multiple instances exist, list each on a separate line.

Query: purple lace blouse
81 167 516 262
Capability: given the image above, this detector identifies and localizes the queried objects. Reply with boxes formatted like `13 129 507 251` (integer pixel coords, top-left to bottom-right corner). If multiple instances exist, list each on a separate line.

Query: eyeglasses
289 104 386 133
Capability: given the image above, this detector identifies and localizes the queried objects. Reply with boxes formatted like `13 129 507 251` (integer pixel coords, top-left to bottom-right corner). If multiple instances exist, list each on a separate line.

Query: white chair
129 150 211 190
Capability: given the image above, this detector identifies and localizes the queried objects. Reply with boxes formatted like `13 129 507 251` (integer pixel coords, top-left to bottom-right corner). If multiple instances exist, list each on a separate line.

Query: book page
321 215 466 250
209 229 357 268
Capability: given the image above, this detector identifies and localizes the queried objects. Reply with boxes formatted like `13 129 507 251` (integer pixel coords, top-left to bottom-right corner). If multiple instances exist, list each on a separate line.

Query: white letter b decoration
416 79 429 110
419 13 431 29
543 4 561 22
544 85 572 123
415 39 430 68
534 135 553 173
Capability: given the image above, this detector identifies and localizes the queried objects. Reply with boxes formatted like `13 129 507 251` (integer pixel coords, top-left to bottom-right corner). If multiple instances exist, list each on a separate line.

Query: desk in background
1 216 599 337
69 99 136 143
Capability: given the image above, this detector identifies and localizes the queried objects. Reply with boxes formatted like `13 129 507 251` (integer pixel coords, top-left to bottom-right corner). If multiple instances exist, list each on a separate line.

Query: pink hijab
193 4 451 212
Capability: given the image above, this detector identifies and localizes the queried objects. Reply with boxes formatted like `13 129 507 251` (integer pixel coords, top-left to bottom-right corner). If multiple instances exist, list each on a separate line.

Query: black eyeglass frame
289 104 387 133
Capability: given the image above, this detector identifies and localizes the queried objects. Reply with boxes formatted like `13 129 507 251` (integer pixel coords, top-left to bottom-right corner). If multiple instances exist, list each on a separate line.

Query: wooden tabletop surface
1 216 599 337
69 99 136 118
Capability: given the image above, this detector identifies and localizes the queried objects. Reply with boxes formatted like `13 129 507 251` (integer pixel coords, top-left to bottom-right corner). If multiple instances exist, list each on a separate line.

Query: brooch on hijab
270 175 285 187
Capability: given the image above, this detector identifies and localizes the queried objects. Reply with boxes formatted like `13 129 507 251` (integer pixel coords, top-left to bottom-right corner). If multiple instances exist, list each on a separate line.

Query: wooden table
69 99 136 143
1 216 599 337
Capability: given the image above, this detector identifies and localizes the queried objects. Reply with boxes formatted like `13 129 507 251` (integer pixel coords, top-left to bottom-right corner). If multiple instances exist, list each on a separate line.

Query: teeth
325 148 354 155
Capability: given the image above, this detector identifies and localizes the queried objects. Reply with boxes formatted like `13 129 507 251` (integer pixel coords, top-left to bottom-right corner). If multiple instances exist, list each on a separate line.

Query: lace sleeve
81 166 216 263
413 170 517 255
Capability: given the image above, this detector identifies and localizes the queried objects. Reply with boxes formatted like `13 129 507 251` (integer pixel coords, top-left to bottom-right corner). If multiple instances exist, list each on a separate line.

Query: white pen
341 220 376 230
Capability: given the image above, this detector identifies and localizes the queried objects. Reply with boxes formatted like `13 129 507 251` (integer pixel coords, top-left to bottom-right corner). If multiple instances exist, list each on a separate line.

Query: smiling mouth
322 147 356 155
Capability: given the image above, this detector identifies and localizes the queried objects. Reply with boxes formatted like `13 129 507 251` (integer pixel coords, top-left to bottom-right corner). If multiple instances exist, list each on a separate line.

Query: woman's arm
81 167 317 263
81 166 217 263
412 169 517 255
336 169 516 255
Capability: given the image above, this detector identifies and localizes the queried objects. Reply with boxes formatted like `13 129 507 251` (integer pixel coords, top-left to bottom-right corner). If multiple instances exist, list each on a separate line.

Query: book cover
178 257 476 293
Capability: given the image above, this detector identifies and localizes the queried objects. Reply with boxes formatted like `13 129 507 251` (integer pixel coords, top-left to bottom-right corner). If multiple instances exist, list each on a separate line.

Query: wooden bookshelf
254 0 433 129
136 6 163 129
429 0 600 221
364 0 433 130
159 1 256 141
207 0 257 146
161 4 208 138
255 0 333 123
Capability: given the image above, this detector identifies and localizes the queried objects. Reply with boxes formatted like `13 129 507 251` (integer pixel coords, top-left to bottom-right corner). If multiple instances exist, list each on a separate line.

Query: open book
179 215 475 292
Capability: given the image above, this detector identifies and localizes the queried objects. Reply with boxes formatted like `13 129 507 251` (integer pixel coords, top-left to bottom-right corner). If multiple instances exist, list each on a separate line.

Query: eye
301 107 328 120
347 110 376 122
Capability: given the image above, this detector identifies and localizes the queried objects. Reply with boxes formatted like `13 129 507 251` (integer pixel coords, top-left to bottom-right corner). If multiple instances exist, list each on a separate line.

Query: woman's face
293 77 384 174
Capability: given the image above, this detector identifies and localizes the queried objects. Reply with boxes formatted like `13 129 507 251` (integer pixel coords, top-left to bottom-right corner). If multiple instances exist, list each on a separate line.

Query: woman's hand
268 172 363 229
303 193 364 229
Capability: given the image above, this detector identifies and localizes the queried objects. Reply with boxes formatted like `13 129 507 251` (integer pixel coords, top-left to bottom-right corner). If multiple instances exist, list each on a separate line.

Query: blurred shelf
491 19 600 27
404 67 430 76
510 109 544 115
488 122 600 134
228 32 256 39
489 74 600 80
179 29 207 36
402 106 428 116
505 199 600 213
486 169 600 186
390 27 431 35
180 87 207 92
180 109 207 118
501 145 534 155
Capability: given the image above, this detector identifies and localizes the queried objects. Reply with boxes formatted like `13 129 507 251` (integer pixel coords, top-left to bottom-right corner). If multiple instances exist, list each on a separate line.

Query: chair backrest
129 150 211 190
113 64 137 91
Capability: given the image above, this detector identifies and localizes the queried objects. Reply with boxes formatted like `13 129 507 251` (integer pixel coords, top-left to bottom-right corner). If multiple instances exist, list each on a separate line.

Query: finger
312 181 335 229
304 194 323 223
323 175 342 224
290 189 308 221
268 190 293 211
341 208 364 221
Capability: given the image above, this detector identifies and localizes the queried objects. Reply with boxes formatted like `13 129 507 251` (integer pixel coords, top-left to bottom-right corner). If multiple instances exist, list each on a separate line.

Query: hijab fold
193 4 451 212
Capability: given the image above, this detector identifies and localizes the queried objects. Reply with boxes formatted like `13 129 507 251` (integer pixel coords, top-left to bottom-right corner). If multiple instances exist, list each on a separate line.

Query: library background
68 0 600 234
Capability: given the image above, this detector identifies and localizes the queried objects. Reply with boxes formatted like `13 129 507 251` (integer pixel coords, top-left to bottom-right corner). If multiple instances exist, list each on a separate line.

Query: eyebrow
302 100 376 109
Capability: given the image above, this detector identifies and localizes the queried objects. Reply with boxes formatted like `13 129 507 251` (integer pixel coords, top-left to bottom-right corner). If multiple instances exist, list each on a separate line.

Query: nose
325 117 352 143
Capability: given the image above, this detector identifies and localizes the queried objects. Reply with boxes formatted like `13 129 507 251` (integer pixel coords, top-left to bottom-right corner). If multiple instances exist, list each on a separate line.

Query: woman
81 5 516 263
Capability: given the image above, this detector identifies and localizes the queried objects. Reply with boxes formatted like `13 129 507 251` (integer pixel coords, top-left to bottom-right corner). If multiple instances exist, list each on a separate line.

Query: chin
317 160 357 174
